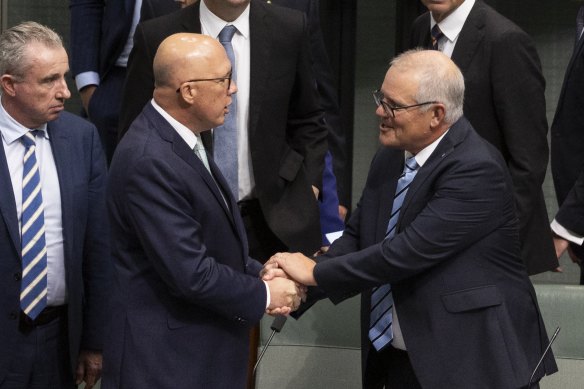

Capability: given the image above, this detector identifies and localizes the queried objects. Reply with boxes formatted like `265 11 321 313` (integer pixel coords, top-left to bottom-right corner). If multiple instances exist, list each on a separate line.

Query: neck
203 0 248 22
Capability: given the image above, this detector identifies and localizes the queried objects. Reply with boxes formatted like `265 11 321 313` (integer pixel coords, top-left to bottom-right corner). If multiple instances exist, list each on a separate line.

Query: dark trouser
2 307 74 389
364 345 422 389
84 66 126 165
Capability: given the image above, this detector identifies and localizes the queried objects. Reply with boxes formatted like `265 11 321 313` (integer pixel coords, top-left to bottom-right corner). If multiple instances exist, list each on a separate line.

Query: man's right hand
266 277 303 315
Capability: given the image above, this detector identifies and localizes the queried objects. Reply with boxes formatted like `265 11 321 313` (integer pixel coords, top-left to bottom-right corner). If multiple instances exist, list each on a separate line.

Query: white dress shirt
391 130 449 351
0 101 67 306
200 0 254 201
429 0 475 57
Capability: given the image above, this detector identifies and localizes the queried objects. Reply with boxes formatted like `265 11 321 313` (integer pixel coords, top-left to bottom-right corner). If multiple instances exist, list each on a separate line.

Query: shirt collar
0 98 49 145
151 99 204 150
407 129 449 167
200 0 250 40
430 0 475 44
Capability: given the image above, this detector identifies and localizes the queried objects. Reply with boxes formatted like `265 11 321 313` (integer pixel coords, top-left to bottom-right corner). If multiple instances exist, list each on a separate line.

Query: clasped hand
261 252 317 316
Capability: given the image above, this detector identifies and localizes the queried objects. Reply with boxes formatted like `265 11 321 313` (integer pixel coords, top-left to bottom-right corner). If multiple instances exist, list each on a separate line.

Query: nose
228 79 238 95
56 78 71 100
375 104 388 118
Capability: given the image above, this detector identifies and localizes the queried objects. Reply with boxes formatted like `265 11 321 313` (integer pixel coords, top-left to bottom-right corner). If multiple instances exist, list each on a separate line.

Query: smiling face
376 67 436 154
2 43 71 129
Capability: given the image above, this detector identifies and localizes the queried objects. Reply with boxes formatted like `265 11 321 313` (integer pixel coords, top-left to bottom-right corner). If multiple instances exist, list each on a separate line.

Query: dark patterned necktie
431 24 444 51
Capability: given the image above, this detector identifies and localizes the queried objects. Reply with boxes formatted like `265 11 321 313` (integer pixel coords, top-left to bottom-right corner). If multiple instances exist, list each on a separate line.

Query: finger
262 268 288 281
75 361 85 385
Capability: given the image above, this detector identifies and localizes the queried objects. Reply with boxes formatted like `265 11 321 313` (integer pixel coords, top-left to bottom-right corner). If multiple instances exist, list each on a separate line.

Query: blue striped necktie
369 156 419 351
214 25 239 199
20 131 48 320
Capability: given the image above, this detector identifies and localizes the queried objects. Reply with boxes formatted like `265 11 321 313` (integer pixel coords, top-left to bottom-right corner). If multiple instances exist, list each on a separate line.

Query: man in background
410 0 558 275
0 21 110 388
69 0 180 163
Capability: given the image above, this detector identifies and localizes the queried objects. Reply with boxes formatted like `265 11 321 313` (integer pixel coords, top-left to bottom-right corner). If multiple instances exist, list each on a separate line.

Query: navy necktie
431 24 444 51
214 25 239 199
369 156 419 351
20 131 48 319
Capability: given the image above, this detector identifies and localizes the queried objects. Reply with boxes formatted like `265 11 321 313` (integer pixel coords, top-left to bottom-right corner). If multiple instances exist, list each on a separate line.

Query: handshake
261 252 318 316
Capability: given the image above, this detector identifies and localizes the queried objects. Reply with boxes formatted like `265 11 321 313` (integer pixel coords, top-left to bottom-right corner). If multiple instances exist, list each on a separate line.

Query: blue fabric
319 151 344 245
213 25 239 199
369 156 418 351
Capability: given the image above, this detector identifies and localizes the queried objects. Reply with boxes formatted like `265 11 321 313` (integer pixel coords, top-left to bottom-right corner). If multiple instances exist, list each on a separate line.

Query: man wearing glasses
264 49 557 389
103 33 303 388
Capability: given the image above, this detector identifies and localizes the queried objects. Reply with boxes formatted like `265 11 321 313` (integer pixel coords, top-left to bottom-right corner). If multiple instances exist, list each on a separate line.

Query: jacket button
13 272 21 281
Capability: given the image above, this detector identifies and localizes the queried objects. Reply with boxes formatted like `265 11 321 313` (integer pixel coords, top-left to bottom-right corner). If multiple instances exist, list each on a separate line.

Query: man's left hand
75 350 102 388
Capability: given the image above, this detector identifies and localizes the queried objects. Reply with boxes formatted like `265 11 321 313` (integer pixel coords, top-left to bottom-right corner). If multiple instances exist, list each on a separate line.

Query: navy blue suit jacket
103 102 267 388
69 0 179 80
314 118 557 387
0 112 110 379
410 0 557 275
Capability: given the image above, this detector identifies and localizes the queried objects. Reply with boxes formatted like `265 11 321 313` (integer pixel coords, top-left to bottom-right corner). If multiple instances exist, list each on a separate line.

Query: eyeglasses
373 89 438 118
176 73 232 93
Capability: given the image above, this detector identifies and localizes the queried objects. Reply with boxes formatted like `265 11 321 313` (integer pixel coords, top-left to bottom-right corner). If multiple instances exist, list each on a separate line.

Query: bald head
153 33 229 90
390 49 464 124
152 33 235 133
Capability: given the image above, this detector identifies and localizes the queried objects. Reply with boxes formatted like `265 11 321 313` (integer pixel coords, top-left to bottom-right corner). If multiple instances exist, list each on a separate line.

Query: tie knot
219 25 237 43
404 156 419 172
20 131 39 148
431 24 443 40
431 24 444 50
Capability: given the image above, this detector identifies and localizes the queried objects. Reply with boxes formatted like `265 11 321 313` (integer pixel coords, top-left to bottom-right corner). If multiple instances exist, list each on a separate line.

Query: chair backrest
255 296 361 389
534 284 584 389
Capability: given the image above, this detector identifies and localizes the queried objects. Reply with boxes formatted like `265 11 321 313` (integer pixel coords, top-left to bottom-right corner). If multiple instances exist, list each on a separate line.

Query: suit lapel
0 141 20 255
145 104 235 223
451 2 485 74
180 2 202 33
248 1 270 138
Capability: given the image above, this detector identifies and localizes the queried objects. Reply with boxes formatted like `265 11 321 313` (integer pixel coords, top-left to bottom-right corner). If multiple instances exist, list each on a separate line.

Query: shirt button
13 272 21 281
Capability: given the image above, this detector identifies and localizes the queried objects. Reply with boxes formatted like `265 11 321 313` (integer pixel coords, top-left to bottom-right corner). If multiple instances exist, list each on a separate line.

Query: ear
0 74 18 97
179 83 197 105
429 103 446 129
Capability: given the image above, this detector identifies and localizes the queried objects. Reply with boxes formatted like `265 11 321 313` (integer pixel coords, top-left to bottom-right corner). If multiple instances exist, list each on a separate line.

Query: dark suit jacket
102 102 267 388
0 112 110 380
410 0 557 275
118 0 327 256
69 0 179 82
69 0 179 161
551 17 584 262
270 0 348 206
314 117 557 388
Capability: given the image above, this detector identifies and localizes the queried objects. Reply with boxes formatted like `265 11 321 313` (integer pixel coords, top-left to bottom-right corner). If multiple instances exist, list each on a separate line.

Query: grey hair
390 48 465 124
0 21 63 79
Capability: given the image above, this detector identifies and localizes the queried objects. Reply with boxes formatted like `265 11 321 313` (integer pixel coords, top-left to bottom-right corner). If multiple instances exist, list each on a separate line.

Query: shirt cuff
551 219 584 245
263 280 270 309
75 71 100 91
